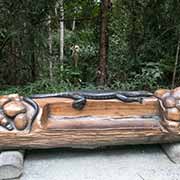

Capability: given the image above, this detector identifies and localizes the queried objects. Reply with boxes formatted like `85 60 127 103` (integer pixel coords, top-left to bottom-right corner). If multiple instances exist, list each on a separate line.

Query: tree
97 0 110 86
59 0 64 66
47 15 53 81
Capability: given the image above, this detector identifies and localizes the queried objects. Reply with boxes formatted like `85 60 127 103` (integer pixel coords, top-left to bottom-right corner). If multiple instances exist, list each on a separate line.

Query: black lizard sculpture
30 91 153 110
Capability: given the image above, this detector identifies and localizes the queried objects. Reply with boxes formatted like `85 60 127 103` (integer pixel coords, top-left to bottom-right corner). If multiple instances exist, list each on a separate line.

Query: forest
1 0 180 95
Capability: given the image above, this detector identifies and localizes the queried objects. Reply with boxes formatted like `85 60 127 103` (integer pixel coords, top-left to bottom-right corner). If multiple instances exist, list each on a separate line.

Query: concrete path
20 145 180 180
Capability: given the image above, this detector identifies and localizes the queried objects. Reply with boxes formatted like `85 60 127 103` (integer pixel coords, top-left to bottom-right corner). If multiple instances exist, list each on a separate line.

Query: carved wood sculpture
1 88 180 149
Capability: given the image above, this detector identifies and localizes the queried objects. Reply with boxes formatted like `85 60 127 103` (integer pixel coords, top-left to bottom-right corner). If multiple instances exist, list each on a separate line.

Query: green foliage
51 28 98 83
108 2 129 83
1 0 180 93
108 0 180 90
0 79 77 96
0 0 57 84
110 62 163 91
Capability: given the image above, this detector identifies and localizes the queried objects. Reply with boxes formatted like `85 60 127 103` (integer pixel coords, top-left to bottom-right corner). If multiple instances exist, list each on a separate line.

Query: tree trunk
72 17 76 31
128 1 137 63
172 35 180 89
9 40 17 85
97 0 109 86
47 15 53 82
59 0 64 66
31 50 36 82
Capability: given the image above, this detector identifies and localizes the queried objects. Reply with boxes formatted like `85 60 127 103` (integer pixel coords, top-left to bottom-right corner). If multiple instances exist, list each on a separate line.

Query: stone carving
155 87 180 132
0 94 38 131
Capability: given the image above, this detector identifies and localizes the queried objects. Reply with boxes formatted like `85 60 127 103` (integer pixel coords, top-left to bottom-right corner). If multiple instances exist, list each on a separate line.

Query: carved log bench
0 88 180 149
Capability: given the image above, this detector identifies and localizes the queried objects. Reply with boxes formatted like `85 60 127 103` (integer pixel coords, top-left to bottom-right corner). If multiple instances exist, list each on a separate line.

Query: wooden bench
1 87 180 179
0 88 180 149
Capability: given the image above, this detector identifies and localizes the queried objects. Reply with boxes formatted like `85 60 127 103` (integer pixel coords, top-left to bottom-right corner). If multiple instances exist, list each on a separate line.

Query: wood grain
36 97 159 117
0 127 178 149
0 95 179 149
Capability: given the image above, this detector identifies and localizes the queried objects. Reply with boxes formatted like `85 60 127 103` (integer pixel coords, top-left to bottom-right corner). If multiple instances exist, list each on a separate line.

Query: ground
19 145 180 180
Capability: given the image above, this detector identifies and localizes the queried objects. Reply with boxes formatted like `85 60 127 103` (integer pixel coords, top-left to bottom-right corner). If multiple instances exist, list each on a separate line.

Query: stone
0 96 10 108
8 94 21 101
174 87 180 93
3 101 26 117
0 151 24 179
161 92 171 101
172 88 180 100
0 117 9 127
163 96 176 108
154 89 170 98
14 113 28 130
165 107 180 121
176 99 180 110
0 117 14 131
0 113 4 121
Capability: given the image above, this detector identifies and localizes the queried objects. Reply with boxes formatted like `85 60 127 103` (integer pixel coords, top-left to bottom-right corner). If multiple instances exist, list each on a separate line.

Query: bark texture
97 0 109 86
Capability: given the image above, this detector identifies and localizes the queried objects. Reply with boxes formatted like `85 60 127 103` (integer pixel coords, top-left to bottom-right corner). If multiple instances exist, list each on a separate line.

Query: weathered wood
0 151 24 179
0 88 180 149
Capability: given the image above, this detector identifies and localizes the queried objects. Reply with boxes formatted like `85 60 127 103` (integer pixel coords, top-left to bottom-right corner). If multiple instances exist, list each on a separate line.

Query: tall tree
97 0 110 86
59 0 64 66
47 15 53 81
172 34 180 89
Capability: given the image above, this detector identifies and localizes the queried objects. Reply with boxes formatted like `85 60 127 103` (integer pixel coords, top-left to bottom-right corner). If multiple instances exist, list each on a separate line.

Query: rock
14 113 28 130
3 101 26 117
0 96 10 108
176 100 180 110
165 108 180 121
154 89 170 98
172 88 180 100
174 87 180 92
0 117 14 131
0 117 9 126
0 113 4 121
161 92 171 101
8 94 21 101
6 122 14 131
0 151 24 179
163 96 176 108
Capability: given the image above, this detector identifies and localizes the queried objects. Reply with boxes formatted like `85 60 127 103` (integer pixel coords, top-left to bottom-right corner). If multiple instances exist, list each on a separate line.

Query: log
0 151 24 179
0 89 180 149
